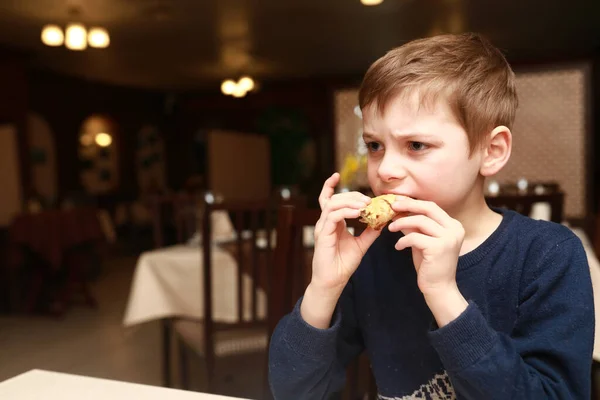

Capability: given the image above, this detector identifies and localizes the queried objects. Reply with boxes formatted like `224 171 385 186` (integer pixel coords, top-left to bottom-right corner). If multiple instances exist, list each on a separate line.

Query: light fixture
361 0 384 5
280 187 291 200
41 5 110 51
88 27 110 48
221 76 255 97
238 76 255 92
204 191 215 204
487 180 500 196
517 178 528 193
95 132 112 147
232 85 246 98
65 23 87 50
41 25 64 46
221 79 237 95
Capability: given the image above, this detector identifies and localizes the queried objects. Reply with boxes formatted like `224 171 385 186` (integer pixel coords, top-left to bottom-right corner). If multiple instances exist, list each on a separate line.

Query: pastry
359 194 407 230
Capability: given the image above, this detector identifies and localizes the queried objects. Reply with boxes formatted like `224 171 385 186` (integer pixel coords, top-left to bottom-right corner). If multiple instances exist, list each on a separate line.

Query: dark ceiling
0 0 599 91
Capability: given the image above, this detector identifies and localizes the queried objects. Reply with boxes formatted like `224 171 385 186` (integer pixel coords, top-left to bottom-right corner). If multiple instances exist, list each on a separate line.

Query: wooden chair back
199 199 274 388
485 191 565 223
150 193 199 248
201 200 274 327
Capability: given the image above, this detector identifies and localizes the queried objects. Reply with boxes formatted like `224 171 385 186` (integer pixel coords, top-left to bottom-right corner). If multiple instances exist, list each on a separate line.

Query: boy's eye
408 141 428 151
366 141 382 152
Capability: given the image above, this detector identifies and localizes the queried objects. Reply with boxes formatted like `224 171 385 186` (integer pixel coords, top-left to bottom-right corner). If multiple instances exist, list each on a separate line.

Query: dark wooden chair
485 191 565 223
268 204 377 400
171 199 274 394
148 193 200 389
149 193 200 249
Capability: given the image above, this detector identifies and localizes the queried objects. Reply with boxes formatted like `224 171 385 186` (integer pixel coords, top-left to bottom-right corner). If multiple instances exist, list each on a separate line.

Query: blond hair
359 32 518 152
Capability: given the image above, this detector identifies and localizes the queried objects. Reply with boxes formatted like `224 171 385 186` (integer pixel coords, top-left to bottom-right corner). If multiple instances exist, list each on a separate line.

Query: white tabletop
0 370 248 400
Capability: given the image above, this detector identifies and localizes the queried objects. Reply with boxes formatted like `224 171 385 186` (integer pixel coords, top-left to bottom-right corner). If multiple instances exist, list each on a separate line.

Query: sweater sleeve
428 236 594 399
268 279 365 400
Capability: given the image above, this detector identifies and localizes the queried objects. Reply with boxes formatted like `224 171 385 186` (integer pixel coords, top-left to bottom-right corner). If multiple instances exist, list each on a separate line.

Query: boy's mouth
382 192 417 201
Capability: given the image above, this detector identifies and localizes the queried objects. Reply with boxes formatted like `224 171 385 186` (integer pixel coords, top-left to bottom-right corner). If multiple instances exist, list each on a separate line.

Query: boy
268 33 594 399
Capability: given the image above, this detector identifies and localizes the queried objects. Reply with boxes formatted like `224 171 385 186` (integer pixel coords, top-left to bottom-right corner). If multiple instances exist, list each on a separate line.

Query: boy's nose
377 154 407 183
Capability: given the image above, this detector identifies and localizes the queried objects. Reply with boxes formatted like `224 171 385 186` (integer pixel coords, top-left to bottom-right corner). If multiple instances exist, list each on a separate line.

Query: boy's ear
480 126 512 177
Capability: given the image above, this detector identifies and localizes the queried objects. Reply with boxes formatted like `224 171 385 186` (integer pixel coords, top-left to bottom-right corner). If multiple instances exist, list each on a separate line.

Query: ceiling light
232 86 247 98
221 76 256 97
65 23 87 50
238 76 255 92
361 0 384 5
221 79 237 95
95 132 112 147
41 25 64 46
88 27 110 48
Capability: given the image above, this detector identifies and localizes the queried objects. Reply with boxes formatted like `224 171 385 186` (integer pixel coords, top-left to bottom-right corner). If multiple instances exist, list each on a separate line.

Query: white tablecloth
0 370 247 399
123 244 266 326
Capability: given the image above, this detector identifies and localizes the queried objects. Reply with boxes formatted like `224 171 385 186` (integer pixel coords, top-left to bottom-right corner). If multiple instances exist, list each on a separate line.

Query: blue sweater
268 209 595 399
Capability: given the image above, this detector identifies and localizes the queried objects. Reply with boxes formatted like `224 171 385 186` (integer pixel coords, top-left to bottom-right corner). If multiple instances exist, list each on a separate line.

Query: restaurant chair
170 199 274 394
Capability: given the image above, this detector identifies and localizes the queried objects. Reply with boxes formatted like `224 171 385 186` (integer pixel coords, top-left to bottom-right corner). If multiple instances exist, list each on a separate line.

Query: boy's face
362 93 485 215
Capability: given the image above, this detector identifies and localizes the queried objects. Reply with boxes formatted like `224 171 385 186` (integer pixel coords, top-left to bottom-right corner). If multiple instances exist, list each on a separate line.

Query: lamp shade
232 85 246 98
88 27 110 48
221 79 237 95
95 133 112 147
65 23 87 50
41 25 64 46
238 76 255 92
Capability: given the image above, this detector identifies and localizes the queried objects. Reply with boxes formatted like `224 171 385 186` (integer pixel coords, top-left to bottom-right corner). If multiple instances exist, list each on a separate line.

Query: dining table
123 243 269 327
122 223 318 326
0 370 249 400
7 207 108 314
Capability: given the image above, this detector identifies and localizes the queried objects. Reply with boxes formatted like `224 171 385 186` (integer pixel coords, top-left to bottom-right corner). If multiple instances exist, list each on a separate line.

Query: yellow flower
340 154 367 188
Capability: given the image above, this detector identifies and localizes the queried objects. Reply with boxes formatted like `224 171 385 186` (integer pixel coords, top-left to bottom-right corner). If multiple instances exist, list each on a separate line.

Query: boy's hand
301 173 381 329
311 173 381 294
388 197 468 327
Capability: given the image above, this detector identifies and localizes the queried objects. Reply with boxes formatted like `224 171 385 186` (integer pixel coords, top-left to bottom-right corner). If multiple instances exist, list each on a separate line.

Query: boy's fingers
318 173 340 211
394 232 436 251
319 208 360 237
392 199 452 228
316 192 370 242
388 215 444 237
355 227 382 255
324 195 370 214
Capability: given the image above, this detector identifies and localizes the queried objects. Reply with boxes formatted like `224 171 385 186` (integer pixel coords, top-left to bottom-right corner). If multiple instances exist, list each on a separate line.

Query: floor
0 254 267 399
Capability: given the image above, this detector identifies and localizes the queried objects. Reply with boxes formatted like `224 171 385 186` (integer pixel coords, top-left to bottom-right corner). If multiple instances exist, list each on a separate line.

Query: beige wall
208 130 271 202
0 124 22 226
495 65 589 218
